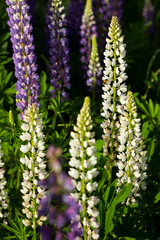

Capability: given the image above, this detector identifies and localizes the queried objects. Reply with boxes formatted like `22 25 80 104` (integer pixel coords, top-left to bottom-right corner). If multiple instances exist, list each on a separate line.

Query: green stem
52 112 58 130
127 108 132 183
92 76 96 103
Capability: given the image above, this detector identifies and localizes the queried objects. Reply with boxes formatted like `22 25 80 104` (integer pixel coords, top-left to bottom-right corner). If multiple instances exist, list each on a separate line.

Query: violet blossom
39 145 83 240
46 0 71 101
80 0 97 81
6 0 40 117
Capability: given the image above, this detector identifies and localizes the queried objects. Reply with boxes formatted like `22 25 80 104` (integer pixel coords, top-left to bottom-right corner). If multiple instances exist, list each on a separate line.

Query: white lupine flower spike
117 91 148 204
69 97 100 240
20 105 47 230
101 16 128 184
0 140 9 224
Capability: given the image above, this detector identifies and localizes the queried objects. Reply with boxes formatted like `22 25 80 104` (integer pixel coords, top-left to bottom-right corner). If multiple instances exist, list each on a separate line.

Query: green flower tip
84 0 92 17
91 34 98 59
84 96 91 107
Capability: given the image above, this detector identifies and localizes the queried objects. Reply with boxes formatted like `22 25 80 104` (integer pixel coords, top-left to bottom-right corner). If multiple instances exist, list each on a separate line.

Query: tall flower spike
46 0 71 101
39 146 83 240
0 140 8 225
142 0 154 34
117 91 148 205
101 16 128 184
80 0 97 80
87 34 102 101
69 97 100 240
20 105 47 231
6 0 40 117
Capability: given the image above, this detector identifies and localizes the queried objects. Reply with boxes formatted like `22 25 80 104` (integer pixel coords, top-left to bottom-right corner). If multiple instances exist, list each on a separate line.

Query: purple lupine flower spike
6 0 40 117
80 0 97 81
46 0 71 101
142 0 154 34
39 146 83 239
67 0 84 49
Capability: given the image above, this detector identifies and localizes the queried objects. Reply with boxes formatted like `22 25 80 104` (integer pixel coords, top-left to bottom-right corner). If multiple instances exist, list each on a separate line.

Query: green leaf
148 139 156 162
104 179 117 207
0 32 10 45
0 224 20 236
154 192 160 204
142 121 149 139
95 139 104 151
113 184 132 205
4 83 16 95
105 203 116 236
148 99 154 117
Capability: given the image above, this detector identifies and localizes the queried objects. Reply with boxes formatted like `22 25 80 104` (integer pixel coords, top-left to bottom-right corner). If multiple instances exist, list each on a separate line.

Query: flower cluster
20 105 46 229
142 0 154 34
46 0 71 101
117 91 148 204
101 16 128 184
87 35 102 100
80 0 97 80
39 146 83 240
69 97 100 239
0 140 8 224
6 0 40 116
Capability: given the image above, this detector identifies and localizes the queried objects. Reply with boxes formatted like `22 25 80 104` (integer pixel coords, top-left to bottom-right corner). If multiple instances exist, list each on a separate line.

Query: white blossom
0 140 9 224
101 16 128 184
68 97 99 238
20 105 46 228
117 91 148 204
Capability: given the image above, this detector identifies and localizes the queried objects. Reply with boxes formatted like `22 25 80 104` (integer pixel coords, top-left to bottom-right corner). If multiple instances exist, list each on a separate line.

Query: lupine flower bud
69 97 100 239
39 146 83 240
117 91 148 205
6 0 40 117
0 140 9 225
142 0 154 34
46 0 71 101
20 105 46 229
87 35 102 100
80 0 97 80
101 16 128 184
